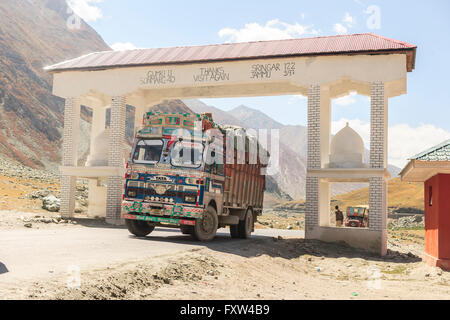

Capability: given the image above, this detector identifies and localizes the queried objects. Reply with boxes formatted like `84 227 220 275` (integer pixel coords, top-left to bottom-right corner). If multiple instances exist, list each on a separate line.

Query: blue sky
68 0 450 167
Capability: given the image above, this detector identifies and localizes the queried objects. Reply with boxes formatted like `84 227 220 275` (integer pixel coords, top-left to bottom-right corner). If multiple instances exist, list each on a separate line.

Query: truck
122 111 269 241
345 205 370 228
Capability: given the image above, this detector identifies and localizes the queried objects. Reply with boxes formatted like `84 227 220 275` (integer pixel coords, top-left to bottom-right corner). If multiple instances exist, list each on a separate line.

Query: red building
400 140 450 270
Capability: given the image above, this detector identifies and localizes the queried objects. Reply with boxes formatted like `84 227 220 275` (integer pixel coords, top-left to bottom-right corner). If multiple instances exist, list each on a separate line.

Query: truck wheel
231 208 254 239
180 225 193 235
192 205 218 241
126 219 155 237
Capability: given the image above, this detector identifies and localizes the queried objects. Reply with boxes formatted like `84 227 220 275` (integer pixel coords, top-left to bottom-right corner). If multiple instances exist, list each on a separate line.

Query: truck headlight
127 190 137 197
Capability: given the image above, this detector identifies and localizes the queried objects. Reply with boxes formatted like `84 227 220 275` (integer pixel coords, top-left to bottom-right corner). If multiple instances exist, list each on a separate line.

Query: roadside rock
42 195 61 212
28 189 51 200
388 215 424 230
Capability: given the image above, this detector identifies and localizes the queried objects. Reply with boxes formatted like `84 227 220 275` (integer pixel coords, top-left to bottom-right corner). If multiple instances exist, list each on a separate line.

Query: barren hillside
0 0 110 170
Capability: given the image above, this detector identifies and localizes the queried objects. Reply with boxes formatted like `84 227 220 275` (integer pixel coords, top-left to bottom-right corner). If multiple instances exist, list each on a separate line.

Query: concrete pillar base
106 176 125 225
87 179 107 219
305 225 387 256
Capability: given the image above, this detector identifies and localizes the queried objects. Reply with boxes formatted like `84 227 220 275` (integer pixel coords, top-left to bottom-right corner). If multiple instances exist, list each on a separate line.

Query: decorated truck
122 111 269 241
345 205 370 228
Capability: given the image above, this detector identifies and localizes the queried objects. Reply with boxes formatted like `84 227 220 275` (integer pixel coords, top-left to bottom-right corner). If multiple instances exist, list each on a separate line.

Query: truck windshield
132 139 163 164
171 141 204 168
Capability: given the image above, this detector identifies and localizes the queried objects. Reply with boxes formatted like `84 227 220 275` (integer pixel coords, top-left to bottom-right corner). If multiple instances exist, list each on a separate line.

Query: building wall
438 174 450 260
425 173 450 261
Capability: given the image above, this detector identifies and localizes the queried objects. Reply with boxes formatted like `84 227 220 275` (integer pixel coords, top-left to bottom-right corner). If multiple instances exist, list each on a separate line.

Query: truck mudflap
123 213 196 226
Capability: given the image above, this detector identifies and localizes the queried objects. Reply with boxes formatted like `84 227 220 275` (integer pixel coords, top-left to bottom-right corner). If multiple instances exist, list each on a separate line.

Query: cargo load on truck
122 111 269 241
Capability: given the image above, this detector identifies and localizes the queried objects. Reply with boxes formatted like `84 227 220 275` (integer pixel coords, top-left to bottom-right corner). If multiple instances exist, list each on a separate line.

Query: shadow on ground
131 228 423 265
0 262 9 275
72 218 127 229
68 218 423 265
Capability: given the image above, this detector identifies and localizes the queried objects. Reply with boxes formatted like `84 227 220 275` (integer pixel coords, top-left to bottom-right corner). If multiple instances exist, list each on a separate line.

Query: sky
67 0 450 168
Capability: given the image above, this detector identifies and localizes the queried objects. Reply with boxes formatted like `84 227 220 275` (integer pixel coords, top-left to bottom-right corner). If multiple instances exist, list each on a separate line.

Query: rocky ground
256 209 305 230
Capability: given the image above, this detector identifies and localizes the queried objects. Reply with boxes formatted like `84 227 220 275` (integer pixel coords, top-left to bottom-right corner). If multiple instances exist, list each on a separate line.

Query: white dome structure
85 128 110 167
85 128 130 167
329 123 366 168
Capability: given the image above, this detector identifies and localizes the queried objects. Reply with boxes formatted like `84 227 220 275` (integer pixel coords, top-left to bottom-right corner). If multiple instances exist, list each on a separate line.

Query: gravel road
0 226 304 285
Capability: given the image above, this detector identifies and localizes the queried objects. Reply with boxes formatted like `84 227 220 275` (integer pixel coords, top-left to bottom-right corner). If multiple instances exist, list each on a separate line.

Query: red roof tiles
46 33 417 73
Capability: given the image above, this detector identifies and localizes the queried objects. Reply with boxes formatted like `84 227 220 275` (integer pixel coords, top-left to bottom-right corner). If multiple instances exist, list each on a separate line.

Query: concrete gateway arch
46 33 417 255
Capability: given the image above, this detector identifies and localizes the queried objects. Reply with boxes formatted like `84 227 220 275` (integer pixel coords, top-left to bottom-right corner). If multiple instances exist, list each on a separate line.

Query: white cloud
332 119 450 168
333 12 356 34
389 124 450 168
343 12 355 27
334 92 358 106
67 0 104 22
333 23 348 34
110 42 140 51
218 19 319 43
288 95 307 105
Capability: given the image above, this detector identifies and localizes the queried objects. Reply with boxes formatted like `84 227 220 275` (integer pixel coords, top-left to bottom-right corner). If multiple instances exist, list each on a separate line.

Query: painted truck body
122 112 267 240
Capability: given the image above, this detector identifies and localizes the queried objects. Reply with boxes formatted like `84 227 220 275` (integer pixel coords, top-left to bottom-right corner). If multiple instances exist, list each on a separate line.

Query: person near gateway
335 206 344 227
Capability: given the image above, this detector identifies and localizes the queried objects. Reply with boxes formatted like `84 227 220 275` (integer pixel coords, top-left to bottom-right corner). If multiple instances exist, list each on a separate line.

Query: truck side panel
224 162 265 210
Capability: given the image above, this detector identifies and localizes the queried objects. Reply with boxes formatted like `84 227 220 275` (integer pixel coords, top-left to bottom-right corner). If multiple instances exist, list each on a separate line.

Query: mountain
230 105 283 129
264 175 293 207
279 125 308 156
184 101 308 199
183 99 247 127
149 100 195 114
0 0 110 170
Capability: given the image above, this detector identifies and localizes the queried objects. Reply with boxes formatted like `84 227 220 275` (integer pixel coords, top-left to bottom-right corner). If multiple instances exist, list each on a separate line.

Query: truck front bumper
122 200 204 219
123 213 196 226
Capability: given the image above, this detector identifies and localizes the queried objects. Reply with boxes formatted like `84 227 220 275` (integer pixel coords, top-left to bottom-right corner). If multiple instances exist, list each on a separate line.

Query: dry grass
275 178 424 212
0 175 59 212
333 178 424 210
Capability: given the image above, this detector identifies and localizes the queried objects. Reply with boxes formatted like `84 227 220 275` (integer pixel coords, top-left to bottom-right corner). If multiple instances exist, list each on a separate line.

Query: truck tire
180 225 193 235
230 208 253 239
192 205 218 241
126 219 155 237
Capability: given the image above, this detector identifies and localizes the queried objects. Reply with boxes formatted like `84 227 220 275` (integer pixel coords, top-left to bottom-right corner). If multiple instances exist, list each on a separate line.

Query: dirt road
1 219 449 300
0 225 302 290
